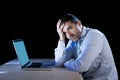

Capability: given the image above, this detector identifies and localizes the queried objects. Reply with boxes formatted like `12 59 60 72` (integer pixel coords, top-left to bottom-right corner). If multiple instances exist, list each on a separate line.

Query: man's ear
77 20 83 32
77 20 81 26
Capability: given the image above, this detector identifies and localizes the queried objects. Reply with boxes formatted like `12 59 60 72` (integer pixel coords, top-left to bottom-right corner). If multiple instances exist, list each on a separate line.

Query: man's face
63 21 82 41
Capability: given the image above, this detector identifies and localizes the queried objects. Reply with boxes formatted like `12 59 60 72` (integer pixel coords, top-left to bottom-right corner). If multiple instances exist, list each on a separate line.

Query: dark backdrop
1 0 119 78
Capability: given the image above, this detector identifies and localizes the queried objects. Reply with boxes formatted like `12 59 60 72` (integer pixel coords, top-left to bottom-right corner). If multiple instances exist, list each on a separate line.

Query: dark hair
59 14 80 26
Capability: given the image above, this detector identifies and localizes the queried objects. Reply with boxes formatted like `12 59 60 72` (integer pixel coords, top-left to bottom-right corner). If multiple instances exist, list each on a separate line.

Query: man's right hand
56 19 65 42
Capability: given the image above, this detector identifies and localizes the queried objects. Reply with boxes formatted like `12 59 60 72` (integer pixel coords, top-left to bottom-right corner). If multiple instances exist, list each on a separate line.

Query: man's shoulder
89 28 104 36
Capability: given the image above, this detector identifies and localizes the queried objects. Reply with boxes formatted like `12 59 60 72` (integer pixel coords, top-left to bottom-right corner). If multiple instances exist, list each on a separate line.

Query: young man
54 13 118 80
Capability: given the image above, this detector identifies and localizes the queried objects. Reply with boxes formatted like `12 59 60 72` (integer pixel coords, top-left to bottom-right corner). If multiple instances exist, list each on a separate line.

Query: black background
1 0 119 78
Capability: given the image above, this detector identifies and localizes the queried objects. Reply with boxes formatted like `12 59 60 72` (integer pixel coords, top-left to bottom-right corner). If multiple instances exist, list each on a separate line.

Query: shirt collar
80 26 87 39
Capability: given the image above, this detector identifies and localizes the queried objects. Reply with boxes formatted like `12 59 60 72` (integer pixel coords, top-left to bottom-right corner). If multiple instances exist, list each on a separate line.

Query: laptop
12 39 55 71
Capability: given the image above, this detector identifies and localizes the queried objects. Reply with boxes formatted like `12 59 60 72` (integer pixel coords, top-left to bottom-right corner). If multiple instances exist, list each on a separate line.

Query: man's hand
57 19 65 42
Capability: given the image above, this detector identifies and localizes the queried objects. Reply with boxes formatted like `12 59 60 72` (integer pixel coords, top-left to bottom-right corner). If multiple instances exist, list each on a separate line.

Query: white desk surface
0 59 83 80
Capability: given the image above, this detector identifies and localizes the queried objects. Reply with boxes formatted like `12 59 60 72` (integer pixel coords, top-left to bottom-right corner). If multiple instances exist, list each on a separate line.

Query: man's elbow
55 61 64 67
55 58 65 67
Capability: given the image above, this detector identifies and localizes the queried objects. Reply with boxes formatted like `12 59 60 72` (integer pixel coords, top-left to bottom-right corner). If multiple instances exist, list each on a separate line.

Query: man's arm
54 40 73 66
55 19 66 66
64 30 104 72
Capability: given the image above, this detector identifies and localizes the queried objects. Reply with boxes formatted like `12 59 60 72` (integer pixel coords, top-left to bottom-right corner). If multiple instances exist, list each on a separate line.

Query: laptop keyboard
28 63 42 67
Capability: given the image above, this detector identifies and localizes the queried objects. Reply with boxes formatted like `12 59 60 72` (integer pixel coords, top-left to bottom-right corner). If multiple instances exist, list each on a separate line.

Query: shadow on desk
0 59 83 80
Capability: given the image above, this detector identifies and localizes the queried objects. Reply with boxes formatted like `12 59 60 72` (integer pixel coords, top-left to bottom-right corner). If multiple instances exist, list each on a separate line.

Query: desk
0 59 83 80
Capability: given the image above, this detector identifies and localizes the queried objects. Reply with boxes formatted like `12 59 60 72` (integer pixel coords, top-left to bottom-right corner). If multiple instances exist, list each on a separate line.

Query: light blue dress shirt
54 26 118 80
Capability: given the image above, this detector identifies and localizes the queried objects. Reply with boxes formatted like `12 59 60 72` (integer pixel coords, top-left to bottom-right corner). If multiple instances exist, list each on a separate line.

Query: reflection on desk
0 59 83 80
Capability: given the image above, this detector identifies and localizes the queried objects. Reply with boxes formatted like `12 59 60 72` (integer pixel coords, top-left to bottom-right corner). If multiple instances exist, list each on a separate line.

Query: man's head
59 14 83 41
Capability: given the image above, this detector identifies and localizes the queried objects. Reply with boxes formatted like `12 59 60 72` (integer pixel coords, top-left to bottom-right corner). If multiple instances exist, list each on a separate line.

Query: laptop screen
12 39 29 66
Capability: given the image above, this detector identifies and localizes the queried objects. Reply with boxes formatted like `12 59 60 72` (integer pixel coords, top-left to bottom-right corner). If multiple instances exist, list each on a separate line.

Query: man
54 13 118 80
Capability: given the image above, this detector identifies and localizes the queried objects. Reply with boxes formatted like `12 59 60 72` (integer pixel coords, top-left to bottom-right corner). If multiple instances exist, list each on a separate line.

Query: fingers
56 19 65 41
57 19 64 31
59 24 64 31
57 19 61 29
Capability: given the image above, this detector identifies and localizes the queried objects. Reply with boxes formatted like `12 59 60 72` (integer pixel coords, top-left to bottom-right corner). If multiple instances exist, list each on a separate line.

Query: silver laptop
12 39 55 71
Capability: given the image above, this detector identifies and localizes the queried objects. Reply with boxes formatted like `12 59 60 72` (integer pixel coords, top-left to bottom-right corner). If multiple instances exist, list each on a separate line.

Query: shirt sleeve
54 40 73 66
54 40 65 63
64 30 104 72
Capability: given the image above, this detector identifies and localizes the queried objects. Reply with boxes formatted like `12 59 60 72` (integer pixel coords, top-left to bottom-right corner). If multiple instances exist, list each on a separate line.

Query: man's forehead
63 22 74 31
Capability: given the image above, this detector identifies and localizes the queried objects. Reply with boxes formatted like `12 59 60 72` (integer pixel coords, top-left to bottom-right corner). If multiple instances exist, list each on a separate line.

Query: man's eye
68 27 72 30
